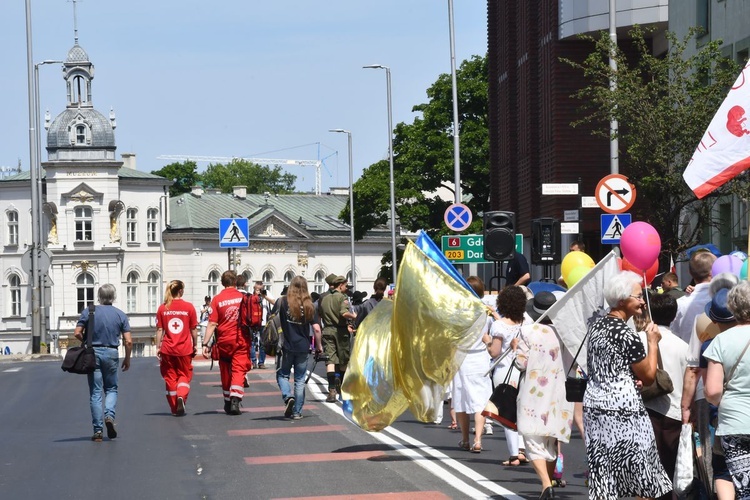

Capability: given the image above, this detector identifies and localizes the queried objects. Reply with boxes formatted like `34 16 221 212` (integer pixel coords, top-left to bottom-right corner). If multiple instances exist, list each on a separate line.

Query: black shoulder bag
565 327 589 403
62 304 97 374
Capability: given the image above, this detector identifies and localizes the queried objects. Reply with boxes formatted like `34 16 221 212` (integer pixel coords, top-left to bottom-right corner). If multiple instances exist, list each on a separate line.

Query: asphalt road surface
0 356 589 499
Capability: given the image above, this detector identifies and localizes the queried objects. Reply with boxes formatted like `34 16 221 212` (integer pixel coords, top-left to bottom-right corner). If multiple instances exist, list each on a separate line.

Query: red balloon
622 257 658 286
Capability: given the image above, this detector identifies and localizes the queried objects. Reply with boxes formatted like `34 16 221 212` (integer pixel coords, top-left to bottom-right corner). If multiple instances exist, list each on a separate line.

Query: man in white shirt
670 251 716 344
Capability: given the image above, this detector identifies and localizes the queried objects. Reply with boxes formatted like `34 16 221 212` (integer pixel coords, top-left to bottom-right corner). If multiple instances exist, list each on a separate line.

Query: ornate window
76 125 86 144
346 270 355 285
283 271 295 289
9 273 21 316
208 271 220 298
6 210 18 246
126 208 138 243
126 271 138 313
242 271 253 287
314 270 326 294
147 272 160 313
262 270 274 295
147 208 158 243
76 272 95 313
74 206 93 241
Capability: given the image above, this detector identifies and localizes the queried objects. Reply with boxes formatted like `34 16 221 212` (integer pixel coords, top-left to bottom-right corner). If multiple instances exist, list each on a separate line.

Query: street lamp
329 129 357 290
363 64 398 282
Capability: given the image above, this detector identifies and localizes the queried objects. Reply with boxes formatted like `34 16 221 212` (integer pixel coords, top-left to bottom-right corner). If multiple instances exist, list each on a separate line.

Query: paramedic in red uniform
155 280 198 416
201 270 252 415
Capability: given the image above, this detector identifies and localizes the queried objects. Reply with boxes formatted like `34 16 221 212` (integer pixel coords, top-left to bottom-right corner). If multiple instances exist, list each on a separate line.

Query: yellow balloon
565 265 590 288
561 251 595 282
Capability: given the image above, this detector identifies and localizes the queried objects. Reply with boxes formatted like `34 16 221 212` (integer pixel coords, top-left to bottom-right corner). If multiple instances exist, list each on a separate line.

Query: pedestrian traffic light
483 211 515 261
531 218 561 265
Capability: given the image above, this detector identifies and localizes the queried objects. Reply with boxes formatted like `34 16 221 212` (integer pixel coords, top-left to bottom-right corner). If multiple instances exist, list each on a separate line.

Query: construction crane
157 153 336 196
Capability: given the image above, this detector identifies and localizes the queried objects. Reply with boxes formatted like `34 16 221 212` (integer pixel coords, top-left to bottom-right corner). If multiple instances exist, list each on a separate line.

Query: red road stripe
200 380 276 386
212 405 320 413
229 425 344 436
245 450 384 465
272 493 450 500
206 391 279 397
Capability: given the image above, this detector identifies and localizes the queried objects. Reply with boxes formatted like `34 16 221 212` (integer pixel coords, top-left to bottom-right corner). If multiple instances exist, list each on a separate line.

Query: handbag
481 364 518 431
61 304 97 374
641 348 673 401
565 328 589 403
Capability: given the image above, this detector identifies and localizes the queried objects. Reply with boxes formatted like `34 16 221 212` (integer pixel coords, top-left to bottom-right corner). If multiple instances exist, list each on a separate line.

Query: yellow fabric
341 240 486 430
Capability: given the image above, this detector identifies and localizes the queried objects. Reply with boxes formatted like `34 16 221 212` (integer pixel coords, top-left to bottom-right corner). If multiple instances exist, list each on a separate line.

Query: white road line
308 373 523 500
3 367 22 372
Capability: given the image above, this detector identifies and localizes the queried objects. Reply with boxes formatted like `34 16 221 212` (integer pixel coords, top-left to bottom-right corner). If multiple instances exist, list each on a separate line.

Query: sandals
517 450 529 464
448 422 458 430
470 442 482 453
502 456 522 466
458 440 471 451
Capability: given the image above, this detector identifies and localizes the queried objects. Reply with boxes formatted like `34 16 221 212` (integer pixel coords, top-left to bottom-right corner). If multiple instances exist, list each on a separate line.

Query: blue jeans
87 347 119 432
250 329 266 365
276 351 309 415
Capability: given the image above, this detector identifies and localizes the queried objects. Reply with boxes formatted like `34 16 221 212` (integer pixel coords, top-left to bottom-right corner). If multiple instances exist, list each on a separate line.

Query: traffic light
531 218 561 264
483 211 515 261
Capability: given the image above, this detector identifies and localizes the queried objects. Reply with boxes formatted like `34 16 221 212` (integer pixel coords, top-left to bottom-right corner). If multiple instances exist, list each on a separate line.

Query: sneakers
224 399 232 415
291 414 303 420
258 363 265 369
325 388 338 403
284 397 295 418
252 362 258 369
175 397 186 417
91 431 103 442
484 422 493 435
243 376 250 388
104 417 117 439
229 396 242 415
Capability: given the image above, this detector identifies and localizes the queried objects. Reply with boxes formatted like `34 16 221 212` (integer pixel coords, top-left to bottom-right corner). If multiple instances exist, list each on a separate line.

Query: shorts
322 327 350 366
523 434 557 462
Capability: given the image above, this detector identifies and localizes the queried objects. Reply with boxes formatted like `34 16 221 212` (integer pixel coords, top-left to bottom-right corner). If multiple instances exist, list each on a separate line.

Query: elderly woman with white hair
584 271 672 499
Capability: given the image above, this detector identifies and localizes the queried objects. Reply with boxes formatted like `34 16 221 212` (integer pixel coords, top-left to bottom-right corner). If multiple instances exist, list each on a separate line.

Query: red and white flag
670 254 676 274
683 58 750 199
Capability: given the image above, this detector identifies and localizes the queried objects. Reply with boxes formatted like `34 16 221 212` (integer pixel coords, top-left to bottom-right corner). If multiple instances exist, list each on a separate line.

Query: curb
0 354 62 363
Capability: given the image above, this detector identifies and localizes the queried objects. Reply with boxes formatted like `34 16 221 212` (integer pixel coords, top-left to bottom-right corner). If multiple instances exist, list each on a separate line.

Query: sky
0 1 488 194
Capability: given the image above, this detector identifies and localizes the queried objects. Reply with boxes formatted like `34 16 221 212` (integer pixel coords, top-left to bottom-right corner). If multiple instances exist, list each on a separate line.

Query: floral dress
515 323 573 441
583 316 672 499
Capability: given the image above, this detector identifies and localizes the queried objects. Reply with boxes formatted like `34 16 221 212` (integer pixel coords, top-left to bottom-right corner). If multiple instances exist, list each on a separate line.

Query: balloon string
643 271 653 320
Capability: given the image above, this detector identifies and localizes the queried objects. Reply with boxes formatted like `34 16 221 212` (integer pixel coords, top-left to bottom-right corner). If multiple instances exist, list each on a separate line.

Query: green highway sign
440 234 523 264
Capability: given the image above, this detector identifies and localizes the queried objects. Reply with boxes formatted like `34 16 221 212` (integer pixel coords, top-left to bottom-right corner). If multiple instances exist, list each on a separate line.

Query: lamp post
159 193 168 304
329 129 357 290
363 64 398 282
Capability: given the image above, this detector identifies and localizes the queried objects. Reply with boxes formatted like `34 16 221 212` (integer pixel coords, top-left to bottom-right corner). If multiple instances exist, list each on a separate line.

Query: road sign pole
578 177 583 243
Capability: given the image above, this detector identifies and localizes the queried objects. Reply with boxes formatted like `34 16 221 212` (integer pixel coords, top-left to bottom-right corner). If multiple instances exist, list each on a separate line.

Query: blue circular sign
444 203 473 232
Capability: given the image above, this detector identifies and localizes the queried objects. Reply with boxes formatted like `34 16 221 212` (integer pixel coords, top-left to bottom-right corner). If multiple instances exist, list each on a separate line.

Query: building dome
47 108 115 149
66 44 89 63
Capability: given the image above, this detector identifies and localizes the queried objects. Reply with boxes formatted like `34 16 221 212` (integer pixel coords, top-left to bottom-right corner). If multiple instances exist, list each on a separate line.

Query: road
0 356 588 499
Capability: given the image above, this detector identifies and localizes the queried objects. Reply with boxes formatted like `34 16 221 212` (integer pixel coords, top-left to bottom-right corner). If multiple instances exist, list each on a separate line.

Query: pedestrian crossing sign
219 218 250 248
601 213 631 244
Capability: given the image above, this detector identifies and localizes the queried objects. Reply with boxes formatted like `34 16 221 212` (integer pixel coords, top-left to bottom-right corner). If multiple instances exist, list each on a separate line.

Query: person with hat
700 286 740 500
511 291 574 499
319 275 357 402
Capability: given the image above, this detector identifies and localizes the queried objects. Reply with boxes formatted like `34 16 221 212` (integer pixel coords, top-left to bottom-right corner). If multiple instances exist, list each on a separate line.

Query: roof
0 167 168 182
168 191 376 235
47 108 116 150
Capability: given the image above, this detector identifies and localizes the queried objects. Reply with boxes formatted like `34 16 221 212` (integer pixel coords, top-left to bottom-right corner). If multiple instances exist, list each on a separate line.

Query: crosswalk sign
601 213 631 244
219 218 249 248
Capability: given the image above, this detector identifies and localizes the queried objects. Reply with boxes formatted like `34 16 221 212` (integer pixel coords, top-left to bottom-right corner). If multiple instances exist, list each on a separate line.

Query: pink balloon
620 221 661 271
712 255 743 276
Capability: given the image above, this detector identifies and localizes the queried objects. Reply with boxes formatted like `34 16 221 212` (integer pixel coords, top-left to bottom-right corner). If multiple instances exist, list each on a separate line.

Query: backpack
261 300 285 356
238 293 263 336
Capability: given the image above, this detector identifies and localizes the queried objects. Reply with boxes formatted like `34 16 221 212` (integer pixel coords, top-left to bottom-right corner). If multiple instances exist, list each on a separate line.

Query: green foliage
345 55 489 250
151 161 200 197
564 26 743 254
200 159 297 194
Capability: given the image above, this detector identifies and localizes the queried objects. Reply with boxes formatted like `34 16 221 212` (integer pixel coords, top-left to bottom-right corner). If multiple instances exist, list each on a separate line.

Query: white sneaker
484 422 493 435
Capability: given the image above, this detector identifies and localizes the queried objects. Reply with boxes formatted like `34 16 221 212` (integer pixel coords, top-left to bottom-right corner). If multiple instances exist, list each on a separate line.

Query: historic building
0 40 390 356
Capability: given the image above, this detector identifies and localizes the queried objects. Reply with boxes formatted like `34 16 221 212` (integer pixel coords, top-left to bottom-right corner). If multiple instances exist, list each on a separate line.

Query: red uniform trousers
160 354 193 414
218 339 252 403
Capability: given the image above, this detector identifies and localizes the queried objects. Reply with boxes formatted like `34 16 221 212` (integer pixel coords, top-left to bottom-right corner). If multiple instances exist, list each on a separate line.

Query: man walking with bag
73 284 132 442
202 271 252 415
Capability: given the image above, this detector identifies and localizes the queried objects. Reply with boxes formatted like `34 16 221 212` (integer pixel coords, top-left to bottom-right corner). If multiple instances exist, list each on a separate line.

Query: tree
565 27 743 257
151 161 200 197
346 55 489 246
200 159 296 194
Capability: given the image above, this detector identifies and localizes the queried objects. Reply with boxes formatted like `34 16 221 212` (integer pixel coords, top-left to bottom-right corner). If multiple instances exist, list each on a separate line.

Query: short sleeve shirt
584 316 646 412
157 298 199 356
77 305 130 347
703 325 750 436
506 253 530 285
209 287 244 345
319 290 350 330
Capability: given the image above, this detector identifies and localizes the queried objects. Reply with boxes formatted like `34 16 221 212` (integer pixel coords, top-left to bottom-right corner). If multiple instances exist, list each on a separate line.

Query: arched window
314 270 326 294
346 270 355 285
6 210 18 246
147 272 160 313
126 271 138 313
76 124 86 144
147 208 158 243
126 208 138 243
76 272 95 313
9 273 21 316
208 271 220 298
74 206 93 241
283 271 295 288
262 270 274 295
242 271 253 287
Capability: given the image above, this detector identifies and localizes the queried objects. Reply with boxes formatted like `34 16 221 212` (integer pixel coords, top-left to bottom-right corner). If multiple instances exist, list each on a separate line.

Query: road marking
206 391 279 397
307 372 524 500
272 492 451 500
219 404 320 413
3 368 22 372
245 450 384 465
199 379 275 386
229 424 345 436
